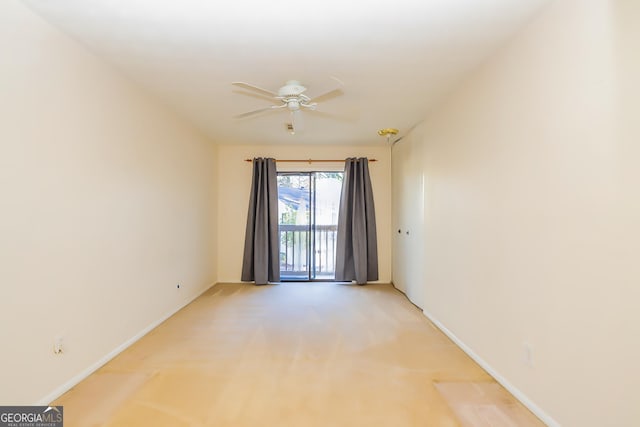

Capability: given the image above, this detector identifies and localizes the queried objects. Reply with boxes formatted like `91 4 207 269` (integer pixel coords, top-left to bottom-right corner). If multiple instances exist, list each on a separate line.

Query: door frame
277 171 342 282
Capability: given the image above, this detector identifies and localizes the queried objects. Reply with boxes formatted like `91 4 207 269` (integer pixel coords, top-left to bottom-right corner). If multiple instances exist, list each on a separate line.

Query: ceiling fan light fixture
378 128 399 143
287 99 300 111
377 128 399 137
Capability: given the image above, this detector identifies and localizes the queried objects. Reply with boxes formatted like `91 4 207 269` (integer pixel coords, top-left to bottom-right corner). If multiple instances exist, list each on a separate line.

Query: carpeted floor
53 282 543 426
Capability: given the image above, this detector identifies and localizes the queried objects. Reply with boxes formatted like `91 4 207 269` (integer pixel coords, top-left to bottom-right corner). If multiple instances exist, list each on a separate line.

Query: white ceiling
24 0 549 145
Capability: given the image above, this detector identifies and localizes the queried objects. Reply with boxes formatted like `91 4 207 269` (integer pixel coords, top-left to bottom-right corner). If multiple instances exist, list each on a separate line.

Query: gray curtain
241 158 280 285
335 157 378 284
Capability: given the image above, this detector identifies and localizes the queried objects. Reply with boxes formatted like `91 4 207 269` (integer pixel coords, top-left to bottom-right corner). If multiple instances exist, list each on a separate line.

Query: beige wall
0 2 218 404
217 144 391 283
392 0 640 425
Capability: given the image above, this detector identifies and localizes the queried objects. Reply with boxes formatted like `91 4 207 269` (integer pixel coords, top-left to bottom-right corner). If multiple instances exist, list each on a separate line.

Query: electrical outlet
523 342 534 367
53 336 64 355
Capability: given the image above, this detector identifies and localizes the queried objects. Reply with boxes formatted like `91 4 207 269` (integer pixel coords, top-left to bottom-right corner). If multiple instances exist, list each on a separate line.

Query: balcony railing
279 224 338 280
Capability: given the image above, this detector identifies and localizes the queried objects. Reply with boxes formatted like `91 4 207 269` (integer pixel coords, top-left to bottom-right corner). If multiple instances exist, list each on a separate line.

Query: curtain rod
244 158 377 163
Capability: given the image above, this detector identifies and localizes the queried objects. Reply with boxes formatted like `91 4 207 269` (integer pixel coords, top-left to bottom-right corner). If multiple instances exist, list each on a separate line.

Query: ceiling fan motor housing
278 80 306 97
274 81 315 111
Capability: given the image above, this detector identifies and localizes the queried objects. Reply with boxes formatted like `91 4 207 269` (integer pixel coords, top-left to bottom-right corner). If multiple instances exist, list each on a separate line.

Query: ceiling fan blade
232 89 276 103
308 88 344 103
234 104 284 119
232 82 278 98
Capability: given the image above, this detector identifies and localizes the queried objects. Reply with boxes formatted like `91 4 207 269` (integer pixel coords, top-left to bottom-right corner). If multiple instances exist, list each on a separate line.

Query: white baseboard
36 282 217 405
422 308 561 427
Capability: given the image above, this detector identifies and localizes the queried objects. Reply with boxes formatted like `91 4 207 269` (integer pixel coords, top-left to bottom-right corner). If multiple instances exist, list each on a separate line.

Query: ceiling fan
232 79 343 134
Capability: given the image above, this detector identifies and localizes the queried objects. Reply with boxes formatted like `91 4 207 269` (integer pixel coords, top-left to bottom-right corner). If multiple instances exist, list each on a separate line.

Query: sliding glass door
277 172 343 281
278 173 311 280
